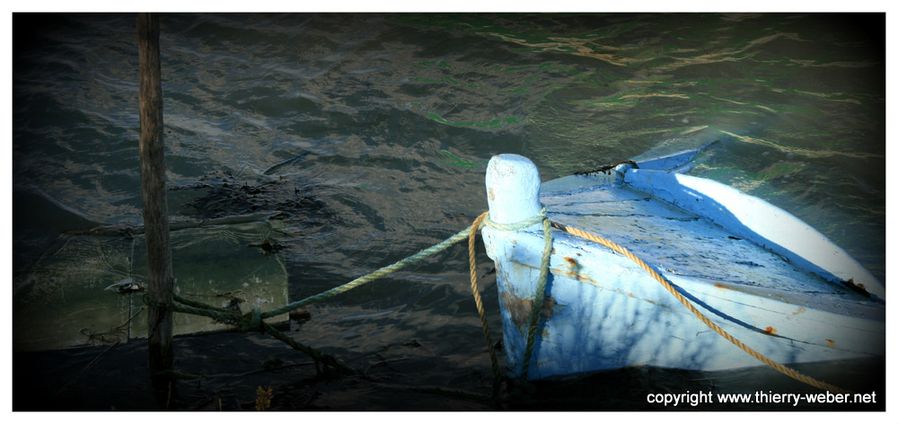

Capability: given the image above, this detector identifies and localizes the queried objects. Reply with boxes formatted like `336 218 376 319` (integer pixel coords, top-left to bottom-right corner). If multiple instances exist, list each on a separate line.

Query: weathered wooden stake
137 13 174 405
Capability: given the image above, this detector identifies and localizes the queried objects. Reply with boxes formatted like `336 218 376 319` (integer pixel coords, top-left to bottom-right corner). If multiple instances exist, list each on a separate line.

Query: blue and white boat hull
481 153 884 380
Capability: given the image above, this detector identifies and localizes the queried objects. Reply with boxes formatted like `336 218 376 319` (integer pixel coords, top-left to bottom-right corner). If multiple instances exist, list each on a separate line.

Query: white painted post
483 154 544 378
485 154 542 230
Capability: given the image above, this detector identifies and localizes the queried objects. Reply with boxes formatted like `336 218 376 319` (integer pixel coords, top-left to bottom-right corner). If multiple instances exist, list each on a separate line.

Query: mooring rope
164 206 847 395
549 221 848 394
478 208 553 379
467 212 501 395
259 227 472 320
468 207 553 390
469 209 847 393
162 224 476 378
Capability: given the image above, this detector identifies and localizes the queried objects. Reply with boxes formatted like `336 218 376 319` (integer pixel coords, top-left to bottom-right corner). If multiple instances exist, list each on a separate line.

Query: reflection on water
13 13 884 407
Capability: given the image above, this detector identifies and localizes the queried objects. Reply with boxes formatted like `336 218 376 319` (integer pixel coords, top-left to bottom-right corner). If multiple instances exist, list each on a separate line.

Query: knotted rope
477 207 553 379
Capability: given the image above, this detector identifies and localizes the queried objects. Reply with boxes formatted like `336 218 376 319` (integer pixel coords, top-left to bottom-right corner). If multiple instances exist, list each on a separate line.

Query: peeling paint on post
137 13 174 406
483 154 544 376
484 154 544 317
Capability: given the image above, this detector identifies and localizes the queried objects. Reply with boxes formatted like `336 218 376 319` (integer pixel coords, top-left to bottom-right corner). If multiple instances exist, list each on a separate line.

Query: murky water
13 13 885 409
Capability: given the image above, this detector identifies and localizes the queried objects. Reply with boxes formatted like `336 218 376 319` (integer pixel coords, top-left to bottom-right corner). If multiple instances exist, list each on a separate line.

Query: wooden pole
137 13 174 406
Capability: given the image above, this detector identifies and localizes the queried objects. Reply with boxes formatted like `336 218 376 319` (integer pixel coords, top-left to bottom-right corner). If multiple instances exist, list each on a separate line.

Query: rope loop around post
482 207 547 232
480 206 554 380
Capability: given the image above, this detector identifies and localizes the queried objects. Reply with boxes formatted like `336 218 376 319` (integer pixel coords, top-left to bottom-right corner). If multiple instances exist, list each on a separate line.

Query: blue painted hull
482 152 884 380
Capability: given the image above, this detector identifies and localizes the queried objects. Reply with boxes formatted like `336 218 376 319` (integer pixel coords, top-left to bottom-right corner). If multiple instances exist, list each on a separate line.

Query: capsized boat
480 147 884 380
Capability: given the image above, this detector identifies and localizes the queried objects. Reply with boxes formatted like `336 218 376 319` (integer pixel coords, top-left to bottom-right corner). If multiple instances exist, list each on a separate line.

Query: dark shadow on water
170 170 329 222
13 324 884 411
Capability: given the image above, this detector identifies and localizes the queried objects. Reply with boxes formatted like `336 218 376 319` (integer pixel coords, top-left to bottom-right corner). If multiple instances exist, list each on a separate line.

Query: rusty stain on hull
500 289 557 330
563 256 582 277
553 267 599 287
